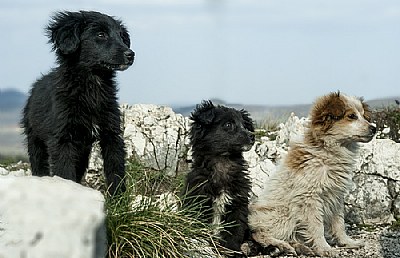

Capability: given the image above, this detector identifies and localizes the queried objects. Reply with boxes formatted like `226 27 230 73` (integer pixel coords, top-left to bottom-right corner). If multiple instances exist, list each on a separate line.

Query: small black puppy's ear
46 11 83 55
189 100 215 141
241 109 255 132
190 100 215 126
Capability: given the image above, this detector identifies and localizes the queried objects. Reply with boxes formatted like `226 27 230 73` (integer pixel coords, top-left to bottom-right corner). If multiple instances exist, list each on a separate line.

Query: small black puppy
21 11 134 194
183 100 255 257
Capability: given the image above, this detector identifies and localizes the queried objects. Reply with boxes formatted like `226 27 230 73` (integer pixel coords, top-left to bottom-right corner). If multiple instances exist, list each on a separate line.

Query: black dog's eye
348 113 358 120
97 32 107 39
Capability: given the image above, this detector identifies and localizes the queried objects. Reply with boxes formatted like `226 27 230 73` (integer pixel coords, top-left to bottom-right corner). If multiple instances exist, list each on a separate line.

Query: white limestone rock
244 140 286 199
86 105 400 225
275 113 308 146
122 104 190 176
0 167 8 175
89 104 191 176
0 176 106 258
346 139 400 224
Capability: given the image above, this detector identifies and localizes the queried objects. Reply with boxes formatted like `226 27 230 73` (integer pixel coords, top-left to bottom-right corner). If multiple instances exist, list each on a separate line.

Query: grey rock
0 167 8 175
0 176 106 258
89 104 400 225
1 104 400 258
89 104 190 177
250 225 400 258
346 139 400 224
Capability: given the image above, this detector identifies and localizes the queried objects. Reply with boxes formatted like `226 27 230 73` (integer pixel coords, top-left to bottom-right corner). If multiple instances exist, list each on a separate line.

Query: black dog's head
190 100 255 156
46 11 134 71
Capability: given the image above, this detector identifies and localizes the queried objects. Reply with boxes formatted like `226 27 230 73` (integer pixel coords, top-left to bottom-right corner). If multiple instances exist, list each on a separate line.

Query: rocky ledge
90 105 400 225
251 224 400 258
1 104 399 258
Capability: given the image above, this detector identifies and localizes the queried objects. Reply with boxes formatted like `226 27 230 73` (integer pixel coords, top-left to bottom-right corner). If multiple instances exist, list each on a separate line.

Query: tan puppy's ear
360 98 372 122
311 91 345 132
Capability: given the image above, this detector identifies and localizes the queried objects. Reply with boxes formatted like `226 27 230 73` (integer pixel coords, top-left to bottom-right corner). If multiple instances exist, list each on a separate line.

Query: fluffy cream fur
249 92 376 256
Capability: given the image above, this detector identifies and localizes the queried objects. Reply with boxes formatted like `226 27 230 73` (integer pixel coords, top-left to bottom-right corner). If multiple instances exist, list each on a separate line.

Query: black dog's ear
190 100 215 126
241 109 255 132
46 11 83 55
120 24 131 47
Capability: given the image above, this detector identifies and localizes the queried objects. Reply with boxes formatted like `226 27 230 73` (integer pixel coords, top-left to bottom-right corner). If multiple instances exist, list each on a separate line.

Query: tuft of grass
255 116 281 132
0 154 28 166
125 159 186 196
105 159 224 258
254 114 288 141
372 105 400 143
357 223 378 232
390 219 400 231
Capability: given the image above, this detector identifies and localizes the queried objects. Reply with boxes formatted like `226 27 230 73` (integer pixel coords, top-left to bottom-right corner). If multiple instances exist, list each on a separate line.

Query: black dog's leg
99 105 126 195
27 136 50 176
100 132 126 195
48 141 77 181
75 145 92 183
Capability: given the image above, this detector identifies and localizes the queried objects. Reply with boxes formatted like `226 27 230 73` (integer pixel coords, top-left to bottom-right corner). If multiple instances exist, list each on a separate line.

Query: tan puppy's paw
291 242 314 256
338 238 364 249
314 246 336 257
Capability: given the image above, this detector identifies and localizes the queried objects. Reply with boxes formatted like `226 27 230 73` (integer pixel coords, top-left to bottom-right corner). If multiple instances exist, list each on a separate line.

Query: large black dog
21 11 134 194
183 100 255 257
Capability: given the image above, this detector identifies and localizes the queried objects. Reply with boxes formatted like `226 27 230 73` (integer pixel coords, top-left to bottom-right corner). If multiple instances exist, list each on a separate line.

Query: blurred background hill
0 89 27 157
1 88 398 159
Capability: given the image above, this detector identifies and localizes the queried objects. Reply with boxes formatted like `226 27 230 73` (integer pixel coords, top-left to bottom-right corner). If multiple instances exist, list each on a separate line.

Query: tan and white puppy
249 92 376 256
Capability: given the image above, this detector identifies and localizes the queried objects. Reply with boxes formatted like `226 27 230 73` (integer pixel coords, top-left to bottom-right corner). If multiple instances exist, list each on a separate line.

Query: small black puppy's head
190 100 255 155
46 10 134 71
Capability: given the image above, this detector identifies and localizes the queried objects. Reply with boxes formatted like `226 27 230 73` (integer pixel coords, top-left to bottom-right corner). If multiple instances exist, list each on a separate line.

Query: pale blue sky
0 0 399 106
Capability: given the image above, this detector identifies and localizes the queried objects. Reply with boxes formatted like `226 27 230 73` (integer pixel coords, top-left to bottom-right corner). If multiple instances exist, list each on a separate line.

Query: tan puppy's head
307 91 376 146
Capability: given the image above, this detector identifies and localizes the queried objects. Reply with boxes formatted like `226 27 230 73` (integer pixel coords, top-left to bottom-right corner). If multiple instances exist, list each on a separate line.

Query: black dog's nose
124 49 135 63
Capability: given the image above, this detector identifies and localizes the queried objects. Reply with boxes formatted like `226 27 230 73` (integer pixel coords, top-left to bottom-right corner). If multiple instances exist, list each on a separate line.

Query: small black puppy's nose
369 125 376 135
124 49 135 63
250 132 255 142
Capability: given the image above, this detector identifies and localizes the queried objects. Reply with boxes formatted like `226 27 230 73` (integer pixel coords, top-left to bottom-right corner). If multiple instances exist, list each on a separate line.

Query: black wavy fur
21 11 135 195
183 100 255 257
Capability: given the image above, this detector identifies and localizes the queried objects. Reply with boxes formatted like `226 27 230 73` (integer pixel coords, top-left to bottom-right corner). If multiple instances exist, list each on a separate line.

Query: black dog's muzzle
124 49 135 65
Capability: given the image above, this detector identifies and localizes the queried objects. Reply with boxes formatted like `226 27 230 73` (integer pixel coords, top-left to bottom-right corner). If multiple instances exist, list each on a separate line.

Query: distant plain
1 89 398 157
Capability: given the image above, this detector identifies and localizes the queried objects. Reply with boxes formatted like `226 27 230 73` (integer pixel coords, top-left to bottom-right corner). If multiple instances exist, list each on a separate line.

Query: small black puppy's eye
224 122 233 129
348 113 358 120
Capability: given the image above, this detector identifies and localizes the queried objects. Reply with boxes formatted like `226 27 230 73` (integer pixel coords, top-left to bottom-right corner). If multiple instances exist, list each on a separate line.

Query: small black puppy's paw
242 240 278 257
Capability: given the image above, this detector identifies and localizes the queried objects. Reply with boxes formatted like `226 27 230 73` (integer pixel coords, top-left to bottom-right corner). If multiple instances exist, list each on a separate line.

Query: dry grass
105 160 224 258
372 105 400 143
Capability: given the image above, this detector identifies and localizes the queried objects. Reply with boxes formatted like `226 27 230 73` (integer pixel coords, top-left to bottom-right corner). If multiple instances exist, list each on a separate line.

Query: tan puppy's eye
348 113 358 120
